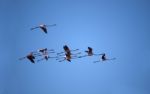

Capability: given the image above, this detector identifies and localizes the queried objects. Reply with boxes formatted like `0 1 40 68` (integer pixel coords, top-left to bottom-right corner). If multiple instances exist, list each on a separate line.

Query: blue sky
0 0 150 94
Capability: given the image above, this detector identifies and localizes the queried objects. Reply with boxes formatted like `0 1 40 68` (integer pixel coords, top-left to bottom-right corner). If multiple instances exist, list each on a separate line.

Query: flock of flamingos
19 24 116 63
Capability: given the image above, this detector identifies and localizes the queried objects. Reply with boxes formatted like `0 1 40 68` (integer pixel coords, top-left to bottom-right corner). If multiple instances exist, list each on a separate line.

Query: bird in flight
36 48 57 62
78 47 102 58
31 24 56 34
19 52 36 63
93 53 116 63
56 45 81 62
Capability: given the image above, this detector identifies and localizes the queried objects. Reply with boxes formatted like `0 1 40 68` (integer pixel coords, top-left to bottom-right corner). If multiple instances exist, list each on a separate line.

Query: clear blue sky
0 0 150 94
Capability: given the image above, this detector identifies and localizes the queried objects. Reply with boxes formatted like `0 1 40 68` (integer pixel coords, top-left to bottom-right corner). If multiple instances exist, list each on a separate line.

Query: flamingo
56 45 81 62
93 53 116 63
19 52 36 63
78 47 102 58
31 24 56 34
